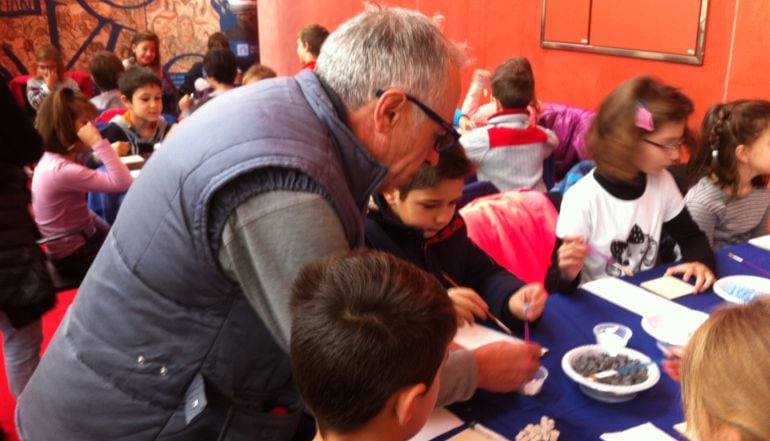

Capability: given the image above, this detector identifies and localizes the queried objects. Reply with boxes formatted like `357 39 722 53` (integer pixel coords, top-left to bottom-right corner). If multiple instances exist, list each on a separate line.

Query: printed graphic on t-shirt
607 224 658 277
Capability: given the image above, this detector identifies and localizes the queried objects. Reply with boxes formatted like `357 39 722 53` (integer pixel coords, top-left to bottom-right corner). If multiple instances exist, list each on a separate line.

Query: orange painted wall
258 0 770 125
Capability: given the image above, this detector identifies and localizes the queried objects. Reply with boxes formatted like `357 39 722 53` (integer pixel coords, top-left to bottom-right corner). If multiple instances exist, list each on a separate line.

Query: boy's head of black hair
118 67 162 101
397 145 475 200
491 57 535 109
290 249 456 435
204 49 238 86
89 51 125 92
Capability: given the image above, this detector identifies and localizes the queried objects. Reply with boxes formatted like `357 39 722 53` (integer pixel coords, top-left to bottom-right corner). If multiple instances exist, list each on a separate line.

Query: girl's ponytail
35 88 97 154
688 103 731 188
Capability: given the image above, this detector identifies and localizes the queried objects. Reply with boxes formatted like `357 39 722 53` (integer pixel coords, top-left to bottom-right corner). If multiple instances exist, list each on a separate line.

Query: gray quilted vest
17 70 387 440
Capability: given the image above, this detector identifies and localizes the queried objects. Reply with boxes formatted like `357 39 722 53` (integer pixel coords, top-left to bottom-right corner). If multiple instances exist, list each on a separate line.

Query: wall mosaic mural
0 0 258 83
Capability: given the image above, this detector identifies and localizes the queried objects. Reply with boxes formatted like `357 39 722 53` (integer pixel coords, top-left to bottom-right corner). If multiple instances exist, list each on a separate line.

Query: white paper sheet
600 422 677 441
408 407 464 441
749 234 770 251
453 324 548 355
582 277 699 318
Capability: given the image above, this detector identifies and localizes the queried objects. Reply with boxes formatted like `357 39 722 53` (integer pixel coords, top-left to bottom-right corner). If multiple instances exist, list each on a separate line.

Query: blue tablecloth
88 188 126 225
440 242 770 440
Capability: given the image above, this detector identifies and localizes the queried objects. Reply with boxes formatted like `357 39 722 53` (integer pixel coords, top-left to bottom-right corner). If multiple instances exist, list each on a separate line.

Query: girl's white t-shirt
556 169 684 284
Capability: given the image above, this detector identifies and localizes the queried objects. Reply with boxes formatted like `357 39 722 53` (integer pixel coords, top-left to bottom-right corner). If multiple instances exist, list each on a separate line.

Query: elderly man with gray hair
17 6 539 441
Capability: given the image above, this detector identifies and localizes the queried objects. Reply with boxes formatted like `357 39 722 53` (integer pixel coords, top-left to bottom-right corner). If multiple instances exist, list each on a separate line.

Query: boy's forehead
133 84 163 95
405 179 465 200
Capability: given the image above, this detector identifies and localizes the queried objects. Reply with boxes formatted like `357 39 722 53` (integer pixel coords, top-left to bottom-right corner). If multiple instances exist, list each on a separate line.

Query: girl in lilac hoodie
32 88 133 277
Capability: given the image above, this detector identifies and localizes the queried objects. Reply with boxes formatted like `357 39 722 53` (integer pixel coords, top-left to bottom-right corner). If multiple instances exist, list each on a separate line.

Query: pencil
727 252 770 278
441 271 514 336
587 245 634 277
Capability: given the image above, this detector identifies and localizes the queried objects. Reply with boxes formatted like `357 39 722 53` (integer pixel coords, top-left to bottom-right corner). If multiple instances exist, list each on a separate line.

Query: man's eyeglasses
643 138 684 151
375 89 460 153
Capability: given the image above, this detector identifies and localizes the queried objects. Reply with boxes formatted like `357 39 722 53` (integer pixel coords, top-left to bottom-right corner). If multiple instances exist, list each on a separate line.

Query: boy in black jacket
365 146 547 330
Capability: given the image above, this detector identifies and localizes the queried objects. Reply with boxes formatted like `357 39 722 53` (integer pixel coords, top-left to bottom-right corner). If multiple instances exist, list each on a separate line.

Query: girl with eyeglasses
31 88 133 277
553 76 715 291
685 100 770 249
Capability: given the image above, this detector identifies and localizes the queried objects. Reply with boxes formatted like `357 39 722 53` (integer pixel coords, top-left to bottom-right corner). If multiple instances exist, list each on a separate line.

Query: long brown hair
682 296 770 441
35 88 97 154
688 100 770 193
588 76 694 183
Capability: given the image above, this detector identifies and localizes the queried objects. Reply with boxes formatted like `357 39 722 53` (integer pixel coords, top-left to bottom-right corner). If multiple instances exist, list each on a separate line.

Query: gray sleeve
217 190 349 352
26 77 48 111
685 190 717 248
436 349 478 406
752 201 770 238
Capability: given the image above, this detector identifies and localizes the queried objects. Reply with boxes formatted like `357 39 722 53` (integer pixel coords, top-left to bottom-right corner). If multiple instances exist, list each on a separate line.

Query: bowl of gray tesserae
561 344 660 403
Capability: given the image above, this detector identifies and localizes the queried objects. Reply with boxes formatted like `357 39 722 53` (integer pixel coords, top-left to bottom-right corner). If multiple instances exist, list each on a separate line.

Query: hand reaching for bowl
474 340 542 392
662 345 686 382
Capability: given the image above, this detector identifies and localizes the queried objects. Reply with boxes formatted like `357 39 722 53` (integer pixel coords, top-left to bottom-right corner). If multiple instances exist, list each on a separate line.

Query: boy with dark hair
178 49 238 117
291 250 456 440
100 67 170 157
365 146 544 397
297 24 330 70
460 57 558 192
89 51 126 113
204 48 238 87
179 32 231 96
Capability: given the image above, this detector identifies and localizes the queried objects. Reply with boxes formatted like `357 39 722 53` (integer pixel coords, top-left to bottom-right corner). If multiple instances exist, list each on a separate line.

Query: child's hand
558 236 588 283
179 93 194 111
664 262 715 292
448 287 489 326
112 141 130 156
43 68 59 90
508 283 547 321
458 115 476 135
471 69 491 88
77 121 103 147
662 345 686 383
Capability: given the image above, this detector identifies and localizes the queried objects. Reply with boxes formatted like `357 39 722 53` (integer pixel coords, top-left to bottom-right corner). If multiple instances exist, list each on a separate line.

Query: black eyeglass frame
375 89 460 153
642 138 684 151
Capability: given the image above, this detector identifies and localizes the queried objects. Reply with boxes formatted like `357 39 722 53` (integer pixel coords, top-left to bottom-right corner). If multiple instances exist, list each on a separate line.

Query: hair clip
635 102 654 132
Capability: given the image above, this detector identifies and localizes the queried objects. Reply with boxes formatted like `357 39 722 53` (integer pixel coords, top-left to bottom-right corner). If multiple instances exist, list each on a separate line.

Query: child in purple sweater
32 88 133 277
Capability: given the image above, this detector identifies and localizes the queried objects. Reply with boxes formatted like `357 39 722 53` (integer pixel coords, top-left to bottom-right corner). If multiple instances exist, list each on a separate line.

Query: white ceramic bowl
713 275 770 304
641 311 708 352
561 345 660 403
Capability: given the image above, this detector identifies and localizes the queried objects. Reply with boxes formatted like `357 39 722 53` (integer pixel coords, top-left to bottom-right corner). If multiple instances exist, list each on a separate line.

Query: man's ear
119 94 131 108
493 98 502 112
373 89 409 134
393 383 426 427
735 144 749 163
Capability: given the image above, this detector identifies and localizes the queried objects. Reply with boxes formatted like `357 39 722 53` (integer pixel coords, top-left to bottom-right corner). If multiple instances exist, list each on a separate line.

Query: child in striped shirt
686 100 770 249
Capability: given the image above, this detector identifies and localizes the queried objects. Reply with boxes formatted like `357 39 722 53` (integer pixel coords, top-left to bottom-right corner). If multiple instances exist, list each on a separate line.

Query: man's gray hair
315 6 467 112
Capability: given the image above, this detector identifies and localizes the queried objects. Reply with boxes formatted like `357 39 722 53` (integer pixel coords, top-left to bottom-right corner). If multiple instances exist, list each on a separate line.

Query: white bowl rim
561 344 660 395
713 275 770 304
640 311 709 347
